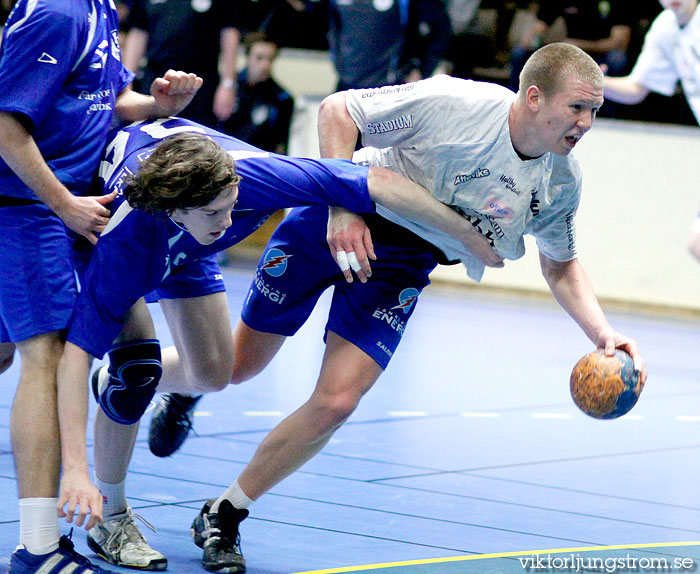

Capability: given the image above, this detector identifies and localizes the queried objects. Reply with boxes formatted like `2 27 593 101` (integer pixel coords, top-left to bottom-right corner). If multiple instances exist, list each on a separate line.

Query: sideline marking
292 541 700 574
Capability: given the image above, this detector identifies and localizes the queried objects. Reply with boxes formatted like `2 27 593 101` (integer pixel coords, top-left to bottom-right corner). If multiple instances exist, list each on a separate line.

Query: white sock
211 479 253 513
96 477 127 518
19 498 60 555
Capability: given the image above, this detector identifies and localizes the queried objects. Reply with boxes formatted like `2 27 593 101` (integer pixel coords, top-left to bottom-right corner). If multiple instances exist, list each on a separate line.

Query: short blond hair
519 43 603 100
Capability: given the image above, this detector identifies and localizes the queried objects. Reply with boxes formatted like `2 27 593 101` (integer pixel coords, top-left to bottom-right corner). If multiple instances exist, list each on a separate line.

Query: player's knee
313 390 362 431
230 354 266 385
98 339 162 425
187 352 235 392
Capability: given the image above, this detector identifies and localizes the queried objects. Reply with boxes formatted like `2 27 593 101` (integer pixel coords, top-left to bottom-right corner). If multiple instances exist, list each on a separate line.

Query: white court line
194 411 212 417
460 412 500 418
388 411 428 417
532 413 572 419
676 415 700 422
244 411 285 416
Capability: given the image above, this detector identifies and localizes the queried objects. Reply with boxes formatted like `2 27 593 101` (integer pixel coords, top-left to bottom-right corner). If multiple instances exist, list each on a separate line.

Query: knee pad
97 339 162 425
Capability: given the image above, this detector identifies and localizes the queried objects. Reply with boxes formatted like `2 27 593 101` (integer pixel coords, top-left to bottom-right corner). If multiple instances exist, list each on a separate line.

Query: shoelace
59 529 96 568
104 510 157 552
165 396 196 430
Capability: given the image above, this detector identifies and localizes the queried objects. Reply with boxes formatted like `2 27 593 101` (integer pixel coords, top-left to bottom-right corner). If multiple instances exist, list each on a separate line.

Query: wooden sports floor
1 266 699 574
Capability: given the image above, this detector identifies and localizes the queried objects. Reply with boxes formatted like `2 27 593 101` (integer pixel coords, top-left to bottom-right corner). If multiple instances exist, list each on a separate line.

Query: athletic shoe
148 393 202 457
9 531 118 574
87 507 167 571
191 499 249 573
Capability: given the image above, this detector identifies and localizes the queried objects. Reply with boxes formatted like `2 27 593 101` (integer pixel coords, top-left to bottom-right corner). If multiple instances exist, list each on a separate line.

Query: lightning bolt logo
390 288 420 314
261 248 292 277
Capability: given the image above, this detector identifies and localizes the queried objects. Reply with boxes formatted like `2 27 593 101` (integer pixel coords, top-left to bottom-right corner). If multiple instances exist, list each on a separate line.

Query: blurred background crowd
1 0 697 155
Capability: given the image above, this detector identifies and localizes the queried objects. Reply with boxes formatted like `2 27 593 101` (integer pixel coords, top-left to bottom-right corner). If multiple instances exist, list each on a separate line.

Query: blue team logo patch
390 288 420 314
261 248 292 277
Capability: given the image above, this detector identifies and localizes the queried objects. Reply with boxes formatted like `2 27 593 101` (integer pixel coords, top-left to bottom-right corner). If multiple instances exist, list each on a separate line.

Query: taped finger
336 251 350 271
347 252 362 272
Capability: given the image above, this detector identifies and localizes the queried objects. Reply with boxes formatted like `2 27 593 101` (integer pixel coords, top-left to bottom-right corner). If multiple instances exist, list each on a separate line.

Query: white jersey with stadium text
629 7 700 123
346 75 581 281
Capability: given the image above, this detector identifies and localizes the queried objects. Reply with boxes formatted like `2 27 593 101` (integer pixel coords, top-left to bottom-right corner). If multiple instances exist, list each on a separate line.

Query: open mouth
210 230 226 240
565 135 580 146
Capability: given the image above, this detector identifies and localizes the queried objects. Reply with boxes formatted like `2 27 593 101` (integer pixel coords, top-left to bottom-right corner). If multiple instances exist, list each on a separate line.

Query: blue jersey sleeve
0 3 80 127
67 208 167 359
234 155 375 215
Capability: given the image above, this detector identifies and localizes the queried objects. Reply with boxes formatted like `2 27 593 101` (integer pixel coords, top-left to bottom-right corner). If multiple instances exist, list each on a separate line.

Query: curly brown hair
124 132 241 213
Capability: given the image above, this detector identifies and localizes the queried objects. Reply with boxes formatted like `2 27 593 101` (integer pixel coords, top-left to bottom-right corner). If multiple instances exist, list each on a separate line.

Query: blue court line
292 542 700 573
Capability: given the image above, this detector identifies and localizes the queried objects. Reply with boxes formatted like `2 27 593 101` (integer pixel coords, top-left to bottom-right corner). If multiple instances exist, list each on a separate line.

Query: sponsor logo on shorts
366 114 413 135
391 287 419 314
376 341 393 357
253 272 287 304
453 167 490 186
371 287 419 337
260 248 292 277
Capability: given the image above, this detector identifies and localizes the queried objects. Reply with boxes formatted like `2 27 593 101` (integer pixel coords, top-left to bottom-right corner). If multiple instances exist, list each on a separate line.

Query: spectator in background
509 0 634 112
122 0 240 128
328 0 451 91
219 31 294 155
603 0 700 264
690 213 700 262
602 0 699 124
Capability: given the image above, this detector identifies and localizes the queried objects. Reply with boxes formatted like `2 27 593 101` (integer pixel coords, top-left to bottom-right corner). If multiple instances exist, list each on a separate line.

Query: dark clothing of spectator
127 0 239 127
328 0 450 90
220 69 294 154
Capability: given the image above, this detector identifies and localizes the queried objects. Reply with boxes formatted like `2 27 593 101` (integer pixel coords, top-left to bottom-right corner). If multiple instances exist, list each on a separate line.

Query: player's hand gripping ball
570 349 644 419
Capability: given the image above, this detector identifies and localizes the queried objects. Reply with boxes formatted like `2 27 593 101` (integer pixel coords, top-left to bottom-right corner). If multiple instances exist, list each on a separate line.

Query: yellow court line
292 541 700 574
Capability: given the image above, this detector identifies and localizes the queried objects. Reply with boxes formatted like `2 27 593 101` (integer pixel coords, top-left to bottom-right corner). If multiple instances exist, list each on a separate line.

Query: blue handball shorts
145 254 225 303
241 206 441 369
0 202 80 343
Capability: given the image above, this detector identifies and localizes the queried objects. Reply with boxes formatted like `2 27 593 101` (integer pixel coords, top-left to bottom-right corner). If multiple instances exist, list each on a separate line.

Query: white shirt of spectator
629 6 700 123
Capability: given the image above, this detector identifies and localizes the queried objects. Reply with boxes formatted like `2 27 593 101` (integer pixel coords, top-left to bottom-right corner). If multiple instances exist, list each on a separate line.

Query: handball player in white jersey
145 43 647 572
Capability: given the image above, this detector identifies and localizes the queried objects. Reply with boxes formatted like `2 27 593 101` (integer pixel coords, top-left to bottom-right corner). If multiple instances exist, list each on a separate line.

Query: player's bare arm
0 112 114 244
603 76 650 105
539 253 646 383
115 70 204 122
56 342 104 531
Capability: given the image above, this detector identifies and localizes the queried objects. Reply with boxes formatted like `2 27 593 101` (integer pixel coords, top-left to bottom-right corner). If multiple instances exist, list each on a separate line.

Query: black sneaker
191 499 248 573
148 393 202 457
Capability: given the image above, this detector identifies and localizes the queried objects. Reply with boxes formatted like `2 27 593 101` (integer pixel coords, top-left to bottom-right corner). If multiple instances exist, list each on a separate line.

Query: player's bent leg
158 292 236 393
230 318 287 384
237 332 382 500
149 293 236 457
94 339 162 426
0 341 16 375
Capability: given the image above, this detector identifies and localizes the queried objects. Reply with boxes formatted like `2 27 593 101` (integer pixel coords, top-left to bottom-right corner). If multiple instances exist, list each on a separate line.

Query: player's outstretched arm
539 253 647 383
115 70 204 122
603 75 650 105
367 166 504 267
56 342 104 530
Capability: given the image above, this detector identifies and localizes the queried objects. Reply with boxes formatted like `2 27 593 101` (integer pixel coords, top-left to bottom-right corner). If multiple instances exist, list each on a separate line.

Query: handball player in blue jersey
54 117 491 570
0 1 204 573
144 44 649 573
